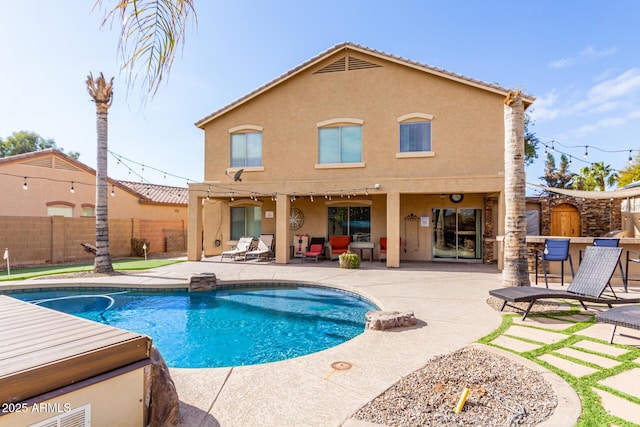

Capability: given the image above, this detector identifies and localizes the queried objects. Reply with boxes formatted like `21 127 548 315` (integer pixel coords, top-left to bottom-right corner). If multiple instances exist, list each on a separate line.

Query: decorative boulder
189 273 217 291
365 310 417 331
148 347 180 426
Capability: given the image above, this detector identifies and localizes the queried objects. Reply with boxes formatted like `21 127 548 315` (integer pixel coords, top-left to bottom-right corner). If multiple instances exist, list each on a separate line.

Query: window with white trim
400 121 431 152
47 205 73 217
319 125 362 163
231 132 262 167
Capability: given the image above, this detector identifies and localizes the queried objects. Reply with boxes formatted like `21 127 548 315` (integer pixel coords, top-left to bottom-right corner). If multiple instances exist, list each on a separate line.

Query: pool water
8 286 376 368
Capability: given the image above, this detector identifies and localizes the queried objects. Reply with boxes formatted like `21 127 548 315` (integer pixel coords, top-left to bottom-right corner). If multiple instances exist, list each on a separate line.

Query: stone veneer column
386 191 401 268
275 194 291 264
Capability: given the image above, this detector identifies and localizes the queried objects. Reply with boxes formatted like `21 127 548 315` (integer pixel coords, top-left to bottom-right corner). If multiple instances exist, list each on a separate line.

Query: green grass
480 312 640 427
0 258 185 281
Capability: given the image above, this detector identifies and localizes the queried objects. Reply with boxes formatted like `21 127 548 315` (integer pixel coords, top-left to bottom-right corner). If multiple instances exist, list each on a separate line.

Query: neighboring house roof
119 181 189 205
0 149 188 205
195 42 536 128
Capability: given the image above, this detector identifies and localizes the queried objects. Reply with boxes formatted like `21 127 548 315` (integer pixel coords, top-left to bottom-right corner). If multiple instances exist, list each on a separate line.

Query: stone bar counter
499 236 640 288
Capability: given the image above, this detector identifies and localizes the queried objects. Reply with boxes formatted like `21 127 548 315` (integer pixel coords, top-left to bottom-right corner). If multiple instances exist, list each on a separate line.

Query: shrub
339 251 361 269
131 238 150 257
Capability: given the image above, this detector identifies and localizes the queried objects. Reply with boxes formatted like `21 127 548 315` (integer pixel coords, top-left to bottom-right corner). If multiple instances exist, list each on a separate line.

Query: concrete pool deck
0 259 583 426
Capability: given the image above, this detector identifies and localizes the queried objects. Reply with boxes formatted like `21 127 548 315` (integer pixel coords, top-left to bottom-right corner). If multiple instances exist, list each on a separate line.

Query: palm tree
96 0 196 97
502 91 529 287
574 162 618 191
87 73 115 274
591 162 618 191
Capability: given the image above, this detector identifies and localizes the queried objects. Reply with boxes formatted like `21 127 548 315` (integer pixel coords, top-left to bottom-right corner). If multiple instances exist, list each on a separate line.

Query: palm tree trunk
87 73 114 274
502 91 529 286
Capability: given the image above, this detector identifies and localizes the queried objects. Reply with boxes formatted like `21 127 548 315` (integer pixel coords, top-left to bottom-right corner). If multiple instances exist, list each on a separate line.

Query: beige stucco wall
191 47 518 264
0 154 186 222
0 366 146 427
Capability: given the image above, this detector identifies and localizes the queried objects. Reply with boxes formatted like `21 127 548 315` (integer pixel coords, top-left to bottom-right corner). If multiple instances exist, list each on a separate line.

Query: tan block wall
0 216 186 267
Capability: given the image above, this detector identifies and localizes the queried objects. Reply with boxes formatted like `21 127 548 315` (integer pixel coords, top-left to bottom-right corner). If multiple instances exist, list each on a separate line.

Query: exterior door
551 203 580 236
432 208 482 260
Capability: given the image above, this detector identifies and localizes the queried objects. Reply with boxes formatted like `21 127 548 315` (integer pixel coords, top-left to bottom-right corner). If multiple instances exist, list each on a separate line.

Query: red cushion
329 236 350 251
304 244 324 256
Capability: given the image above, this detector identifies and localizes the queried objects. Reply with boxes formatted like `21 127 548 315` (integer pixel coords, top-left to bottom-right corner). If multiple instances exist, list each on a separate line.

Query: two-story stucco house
187 43 534 266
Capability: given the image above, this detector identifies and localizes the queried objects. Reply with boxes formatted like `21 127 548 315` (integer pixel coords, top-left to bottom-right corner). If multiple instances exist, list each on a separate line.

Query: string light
584 146 589 159
629 150 633 164
23 177 27 190
111 185 115 197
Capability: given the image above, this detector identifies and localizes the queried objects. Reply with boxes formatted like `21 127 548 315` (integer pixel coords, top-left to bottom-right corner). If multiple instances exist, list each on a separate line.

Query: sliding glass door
432 208 481 260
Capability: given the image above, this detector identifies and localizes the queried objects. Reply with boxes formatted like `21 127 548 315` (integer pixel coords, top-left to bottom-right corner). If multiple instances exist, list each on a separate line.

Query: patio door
432 208 481 260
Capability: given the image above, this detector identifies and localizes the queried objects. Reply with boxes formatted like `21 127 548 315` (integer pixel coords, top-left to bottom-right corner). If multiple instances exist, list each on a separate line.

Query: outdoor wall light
374 183 381 189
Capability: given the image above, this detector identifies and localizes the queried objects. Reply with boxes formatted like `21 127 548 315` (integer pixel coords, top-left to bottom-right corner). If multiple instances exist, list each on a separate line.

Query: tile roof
195 42 535 128
118 181 189 205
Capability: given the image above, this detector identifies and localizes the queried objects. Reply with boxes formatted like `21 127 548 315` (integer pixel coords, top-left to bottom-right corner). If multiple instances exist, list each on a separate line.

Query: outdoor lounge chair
220 237 254 262
328 236 350 260
302 244 324 263
490 246 640 321
244 234 274 261
595 305 640 344
579 238 626 291
535 238 574 288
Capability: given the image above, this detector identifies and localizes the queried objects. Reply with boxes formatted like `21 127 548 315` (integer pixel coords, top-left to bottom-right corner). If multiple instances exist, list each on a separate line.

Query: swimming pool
7 285 377 368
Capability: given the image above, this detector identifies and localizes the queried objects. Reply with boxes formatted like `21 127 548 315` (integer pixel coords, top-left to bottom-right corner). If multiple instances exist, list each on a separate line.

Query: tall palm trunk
502 91 529 286
87 73 114 273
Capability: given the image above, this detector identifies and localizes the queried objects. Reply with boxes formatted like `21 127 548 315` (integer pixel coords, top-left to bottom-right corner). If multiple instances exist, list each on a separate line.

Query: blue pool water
7 286 376 368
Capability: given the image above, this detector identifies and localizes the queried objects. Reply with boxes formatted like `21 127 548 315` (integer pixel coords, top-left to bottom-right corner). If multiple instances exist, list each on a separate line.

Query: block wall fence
0 216 186 267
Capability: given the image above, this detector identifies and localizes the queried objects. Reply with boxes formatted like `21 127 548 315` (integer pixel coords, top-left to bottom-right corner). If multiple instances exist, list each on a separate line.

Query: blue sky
1 1 639 190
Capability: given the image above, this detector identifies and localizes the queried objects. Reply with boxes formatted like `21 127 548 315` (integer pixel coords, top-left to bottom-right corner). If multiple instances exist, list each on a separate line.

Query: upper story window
81 204 95 217
397 113 434 157
46 202 74 217
317 118 364 164
230 125 263 167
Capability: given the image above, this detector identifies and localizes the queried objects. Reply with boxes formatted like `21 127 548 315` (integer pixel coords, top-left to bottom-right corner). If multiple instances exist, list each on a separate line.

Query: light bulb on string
551 141 555 152
70 182 75 193
23 177 28 190
111 185 115 197
584 146 589 159
629 150 633 164
568 156 573 166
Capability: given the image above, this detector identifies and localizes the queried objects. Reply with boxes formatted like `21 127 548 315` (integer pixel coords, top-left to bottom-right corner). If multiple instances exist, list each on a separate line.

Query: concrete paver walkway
488 285 640 427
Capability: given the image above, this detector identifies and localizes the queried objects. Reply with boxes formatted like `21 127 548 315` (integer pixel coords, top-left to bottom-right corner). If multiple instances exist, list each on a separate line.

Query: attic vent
314 57 346 74
29 403 91 427
54 158 82 172
22 157 53 169
347 56 381 70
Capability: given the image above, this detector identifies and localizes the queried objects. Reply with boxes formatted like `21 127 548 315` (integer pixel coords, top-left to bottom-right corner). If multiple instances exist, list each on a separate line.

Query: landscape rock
365 310 417 330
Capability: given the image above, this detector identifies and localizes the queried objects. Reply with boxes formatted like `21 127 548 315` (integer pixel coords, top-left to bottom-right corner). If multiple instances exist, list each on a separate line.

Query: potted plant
339 251 361 269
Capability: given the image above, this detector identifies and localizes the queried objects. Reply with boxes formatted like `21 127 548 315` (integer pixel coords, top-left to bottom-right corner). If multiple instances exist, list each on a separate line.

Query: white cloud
548 45 617 69
570 116 627 138
533 68 640 122
588 68 640 103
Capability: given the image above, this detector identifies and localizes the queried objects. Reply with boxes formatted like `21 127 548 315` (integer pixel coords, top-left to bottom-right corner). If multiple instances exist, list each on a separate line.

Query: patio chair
490 246 640 320
624 249 640 293
595 305 640 344
379 237 401 261
302 244 324 263
579 238 626 291
308 237 326 260
535 238 574 288
244 234 275 261
328 236 350 260
220 237 254 262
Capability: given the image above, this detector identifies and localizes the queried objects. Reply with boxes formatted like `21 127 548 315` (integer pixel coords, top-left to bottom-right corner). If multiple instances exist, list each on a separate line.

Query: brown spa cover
0 295 152 404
